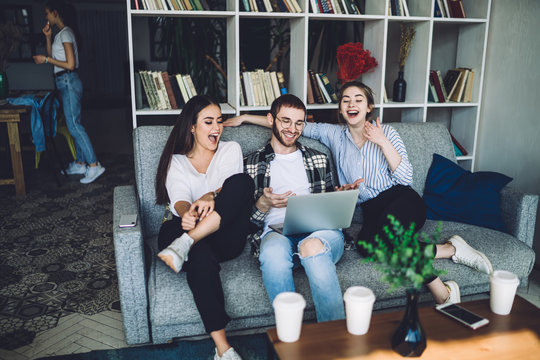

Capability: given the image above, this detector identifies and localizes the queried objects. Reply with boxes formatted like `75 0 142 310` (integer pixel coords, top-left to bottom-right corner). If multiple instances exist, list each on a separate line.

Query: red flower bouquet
336 42 378 85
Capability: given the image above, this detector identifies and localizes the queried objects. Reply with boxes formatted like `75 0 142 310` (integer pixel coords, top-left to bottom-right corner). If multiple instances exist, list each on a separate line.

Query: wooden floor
1 269 539 360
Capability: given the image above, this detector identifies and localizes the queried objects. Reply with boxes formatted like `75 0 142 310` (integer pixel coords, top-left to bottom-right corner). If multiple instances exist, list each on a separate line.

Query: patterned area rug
0 152 135 350
34 333 268 360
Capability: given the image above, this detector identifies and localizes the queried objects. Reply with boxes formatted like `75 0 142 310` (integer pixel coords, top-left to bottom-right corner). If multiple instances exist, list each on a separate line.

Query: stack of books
306 70 338 104
388 0 410 16
428 68 474 103
240 70 287 107
434 0 466 18
134 0 211 11
309 0 363 14
240 0 302 12
136 71 198 110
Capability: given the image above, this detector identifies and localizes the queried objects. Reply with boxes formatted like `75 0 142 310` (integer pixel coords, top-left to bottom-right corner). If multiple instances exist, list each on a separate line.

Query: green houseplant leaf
358 215 446 293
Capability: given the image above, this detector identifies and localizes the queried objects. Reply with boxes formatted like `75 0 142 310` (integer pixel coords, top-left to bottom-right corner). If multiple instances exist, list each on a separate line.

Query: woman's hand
335 178 364 191
189 193 215 219
364 117 388 147
32 55 47 64
181 210 199 231
42 22 51 37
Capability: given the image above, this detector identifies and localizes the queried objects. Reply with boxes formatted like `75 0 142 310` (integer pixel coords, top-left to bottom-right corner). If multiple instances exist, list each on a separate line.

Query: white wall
477 0 540 266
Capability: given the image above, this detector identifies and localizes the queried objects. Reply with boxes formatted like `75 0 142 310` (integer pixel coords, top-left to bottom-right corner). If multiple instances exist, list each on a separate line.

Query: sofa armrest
113 185 151 344
500 186 539 248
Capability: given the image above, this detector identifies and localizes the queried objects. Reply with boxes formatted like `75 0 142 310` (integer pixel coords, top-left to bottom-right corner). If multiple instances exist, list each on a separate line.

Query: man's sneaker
80 163 106 184
443 280 461 304
61 161 86 175
214 347 242 360
447 235 493 274
158 233 194 273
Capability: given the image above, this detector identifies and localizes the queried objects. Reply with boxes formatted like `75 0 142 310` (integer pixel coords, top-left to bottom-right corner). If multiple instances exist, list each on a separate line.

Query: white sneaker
61 161 86 175
447 235 493 274
443 280 461 304
80 163 106 184
214 347 243 360
158 233 193 273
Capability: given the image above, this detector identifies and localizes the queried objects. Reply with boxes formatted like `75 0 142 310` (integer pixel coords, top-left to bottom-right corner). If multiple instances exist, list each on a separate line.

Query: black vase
392 71 406 102
391 289 426 357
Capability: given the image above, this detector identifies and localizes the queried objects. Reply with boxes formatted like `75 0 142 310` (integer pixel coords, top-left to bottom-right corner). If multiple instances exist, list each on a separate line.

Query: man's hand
256 187 294 213
335 178 364 191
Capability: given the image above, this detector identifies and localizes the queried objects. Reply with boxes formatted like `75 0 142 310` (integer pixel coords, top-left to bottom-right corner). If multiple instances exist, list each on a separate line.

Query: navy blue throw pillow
423 154 512 232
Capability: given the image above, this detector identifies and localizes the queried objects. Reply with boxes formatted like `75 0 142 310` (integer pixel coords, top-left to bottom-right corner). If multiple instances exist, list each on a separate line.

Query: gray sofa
113 122 537 345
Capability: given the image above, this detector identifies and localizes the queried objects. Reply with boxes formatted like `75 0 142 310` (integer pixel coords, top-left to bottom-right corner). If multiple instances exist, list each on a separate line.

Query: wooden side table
0 106 27 195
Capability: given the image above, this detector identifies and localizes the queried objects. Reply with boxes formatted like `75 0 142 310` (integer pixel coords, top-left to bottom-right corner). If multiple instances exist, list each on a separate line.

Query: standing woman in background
33 0 105 184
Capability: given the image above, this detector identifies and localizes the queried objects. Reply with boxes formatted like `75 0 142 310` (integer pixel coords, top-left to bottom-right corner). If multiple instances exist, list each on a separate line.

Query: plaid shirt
244 141 335 257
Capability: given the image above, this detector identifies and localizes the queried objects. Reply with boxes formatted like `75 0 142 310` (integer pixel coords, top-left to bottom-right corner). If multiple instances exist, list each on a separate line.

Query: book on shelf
435 70 448 101
315 73 332 103
168 74 185 107
433 0 442 17
306 71 315 104
270 72 281 102
401 0 410 16
276 72 287 95
161 72 178 109
390 0 401 16
429 70 445 103
450 133 468 156
442 0 451 18
175 74 190 103
241 0 251 11
308 69 324 104
427 81 437 102
449 68 468 102
463 69 474 102
320 73 338 103
436 0 447 17
289 0 302 13
448 0 466 18
443 69 462 97
134 72 144 109
242 72 254 106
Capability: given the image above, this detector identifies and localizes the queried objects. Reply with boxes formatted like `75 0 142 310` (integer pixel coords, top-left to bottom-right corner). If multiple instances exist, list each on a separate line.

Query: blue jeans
55 72 97 164
259 229 345 322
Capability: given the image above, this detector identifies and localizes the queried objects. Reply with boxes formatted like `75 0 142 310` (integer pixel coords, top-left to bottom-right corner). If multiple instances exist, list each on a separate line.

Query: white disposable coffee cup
490 270 520 315
343 286 376 335
273 292 306 343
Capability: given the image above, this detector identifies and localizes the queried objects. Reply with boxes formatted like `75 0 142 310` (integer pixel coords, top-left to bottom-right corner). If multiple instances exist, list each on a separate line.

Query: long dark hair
155 95 220 205
46 0 81 45
337 81 375 123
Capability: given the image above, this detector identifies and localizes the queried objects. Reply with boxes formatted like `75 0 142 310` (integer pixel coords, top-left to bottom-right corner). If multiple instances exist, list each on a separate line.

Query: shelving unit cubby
127 0 491 169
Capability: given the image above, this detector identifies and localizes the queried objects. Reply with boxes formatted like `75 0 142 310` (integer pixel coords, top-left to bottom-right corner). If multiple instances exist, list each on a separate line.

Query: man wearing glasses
242 94 345 323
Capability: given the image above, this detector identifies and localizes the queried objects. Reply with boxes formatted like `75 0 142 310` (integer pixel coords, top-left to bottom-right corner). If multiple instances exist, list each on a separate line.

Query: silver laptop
269 189 359 236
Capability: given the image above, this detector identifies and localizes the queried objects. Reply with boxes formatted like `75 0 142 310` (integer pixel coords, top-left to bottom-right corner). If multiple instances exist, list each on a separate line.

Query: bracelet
45 56 48 64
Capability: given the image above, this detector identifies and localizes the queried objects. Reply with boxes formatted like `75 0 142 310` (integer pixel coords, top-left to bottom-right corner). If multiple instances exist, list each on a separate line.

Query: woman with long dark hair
33 0 104 184
155 95 253 360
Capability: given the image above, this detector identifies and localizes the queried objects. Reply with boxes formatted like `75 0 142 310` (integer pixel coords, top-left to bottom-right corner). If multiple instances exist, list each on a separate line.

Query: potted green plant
0 21 23 100
358 214 445 357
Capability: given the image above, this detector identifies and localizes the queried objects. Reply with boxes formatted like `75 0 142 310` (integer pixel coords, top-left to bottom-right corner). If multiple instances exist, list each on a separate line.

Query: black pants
157 173 254 333
356 185 432 255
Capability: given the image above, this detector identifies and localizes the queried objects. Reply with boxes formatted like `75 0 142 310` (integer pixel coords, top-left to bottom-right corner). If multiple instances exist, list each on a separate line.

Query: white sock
169 233 194 261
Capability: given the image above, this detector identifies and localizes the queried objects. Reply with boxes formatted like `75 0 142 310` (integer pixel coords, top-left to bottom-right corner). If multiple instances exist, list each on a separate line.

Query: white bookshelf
126 0 491 170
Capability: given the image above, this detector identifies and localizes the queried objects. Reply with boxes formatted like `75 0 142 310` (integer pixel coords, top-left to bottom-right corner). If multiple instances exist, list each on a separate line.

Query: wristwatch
212 190 218 199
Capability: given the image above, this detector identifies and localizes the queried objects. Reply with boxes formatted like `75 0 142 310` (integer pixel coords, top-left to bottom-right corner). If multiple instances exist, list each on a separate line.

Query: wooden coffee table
267 296 540 359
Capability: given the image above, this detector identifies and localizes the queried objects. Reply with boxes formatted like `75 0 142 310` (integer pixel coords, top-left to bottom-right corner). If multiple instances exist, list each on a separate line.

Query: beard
272 122 297 148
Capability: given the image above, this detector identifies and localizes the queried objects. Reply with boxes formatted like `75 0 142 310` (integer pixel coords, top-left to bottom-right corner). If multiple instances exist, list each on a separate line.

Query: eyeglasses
275 117 305 130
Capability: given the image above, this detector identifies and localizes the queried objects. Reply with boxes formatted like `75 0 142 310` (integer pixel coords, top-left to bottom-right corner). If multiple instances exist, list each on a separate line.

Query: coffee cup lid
491 270 520 284
273 292 306 309
343 286 376 303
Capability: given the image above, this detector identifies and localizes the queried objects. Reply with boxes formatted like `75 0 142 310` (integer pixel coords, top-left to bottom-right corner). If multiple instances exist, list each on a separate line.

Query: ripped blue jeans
259 229 345 322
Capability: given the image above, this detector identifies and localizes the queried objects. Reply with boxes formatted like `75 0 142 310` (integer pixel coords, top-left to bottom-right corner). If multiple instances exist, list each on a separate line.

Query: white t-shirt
165 141 243 217
52 26 79 74
262 150 310 237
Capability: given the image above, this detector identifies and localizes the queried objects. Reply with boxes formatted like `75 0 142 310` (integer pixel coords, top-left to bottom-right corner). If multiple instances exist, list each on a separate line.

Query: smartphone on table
435 303 489 330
